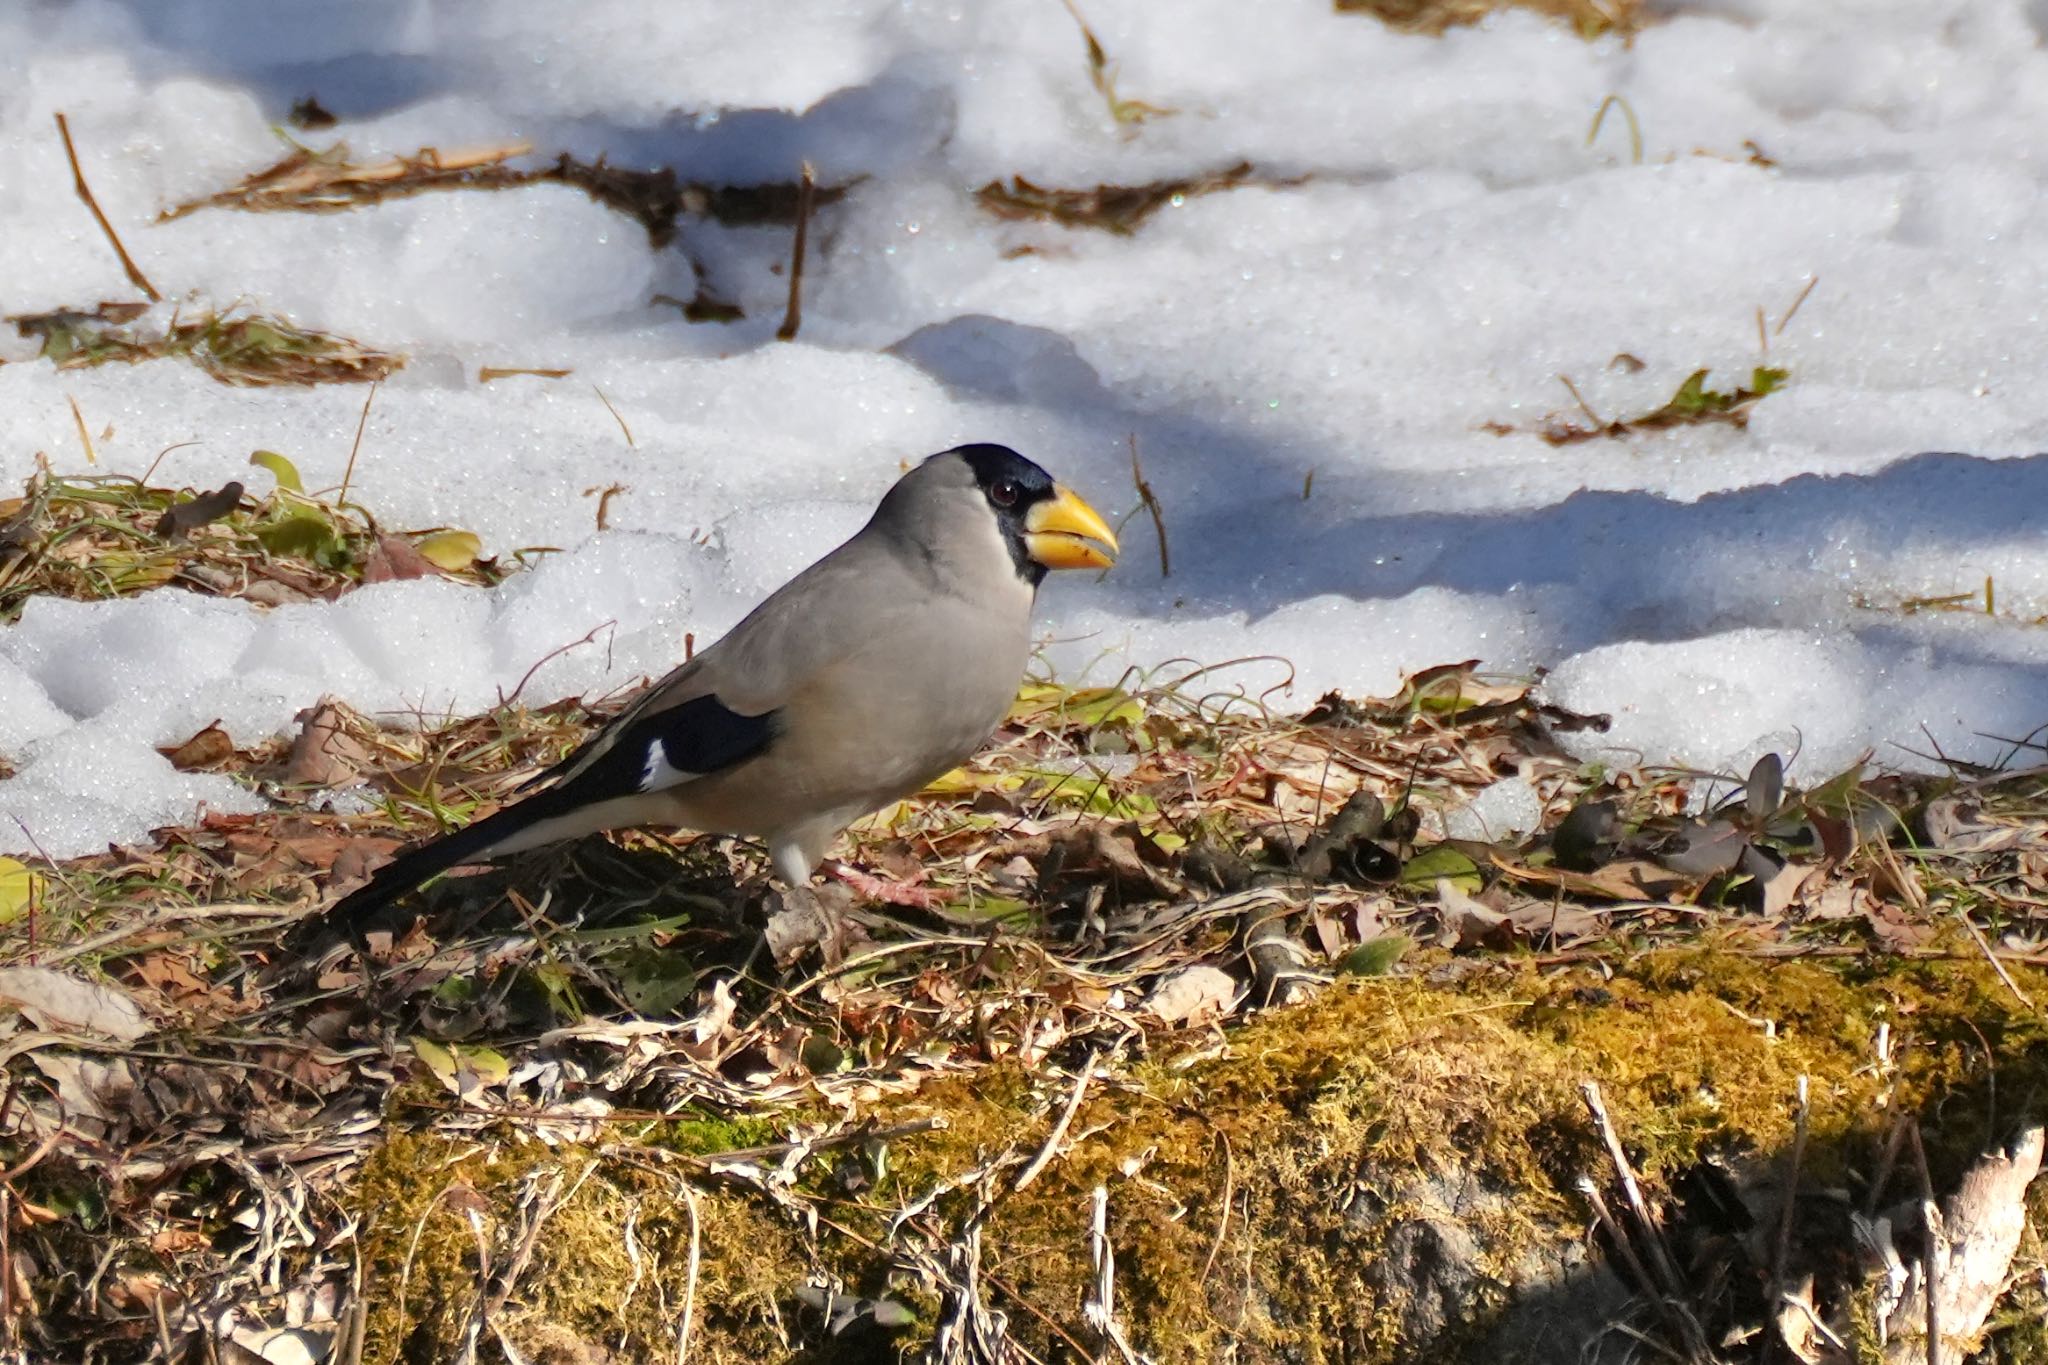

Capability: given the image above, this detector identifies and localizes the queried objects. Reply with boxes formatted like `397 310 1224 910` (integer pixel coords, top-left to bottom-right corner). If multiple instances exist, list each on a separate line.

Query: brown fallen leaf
1492 855 1695 903
326 836 403 892
284 700 369 788
358 531 442 585
1000 823 1181 900
0 965 151 1040
160 720 234 771
763 884 858 968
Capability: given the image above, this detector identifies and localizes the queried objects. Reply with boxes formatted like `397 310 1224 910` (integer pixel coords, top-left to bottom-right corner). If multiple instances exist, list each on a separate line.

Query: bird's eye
990 478 1021 508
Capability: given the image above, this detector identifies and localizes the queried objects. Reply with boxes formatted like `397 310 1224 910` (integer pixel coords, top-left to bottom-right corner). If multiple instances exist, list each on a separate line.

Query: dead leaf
1437 875 1514 949
763 885 856 968
0 965 150 1040
1503 898 1609 947
284 700 368 788
1140 964 1239 1025
1494 855 1694 902
358 532 441 584
1002 824 1181 899
326 837 402 892
161 720 235 771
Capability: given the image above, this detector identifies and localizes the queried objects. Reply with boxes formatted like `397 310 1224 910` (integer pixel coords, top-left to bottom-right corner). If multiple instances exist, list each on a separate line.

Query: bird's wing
524 532 913 804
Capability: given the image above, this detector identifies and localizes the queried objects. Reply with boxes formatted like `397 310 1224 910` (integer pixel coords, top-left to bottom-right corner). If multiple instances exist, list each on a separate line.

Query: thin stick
593 384 635 447
1126 434 1169 578
1586 94 1644 164
1581 1081 1712 1359
1769 1074 1810 1361
55 112 160 302
674 1181 702 1363
1955 907 2033 1007
1559 374 1604 429
776 162 816 342
1198 1130 1236 1289
65 395 97 466
1906 1123 1941 1365
1014 1049 1098 1193
336 380 378 506
139 440 199 487
1577 1177 1663 1319
0 1187 12 1352
1775 275 1819 335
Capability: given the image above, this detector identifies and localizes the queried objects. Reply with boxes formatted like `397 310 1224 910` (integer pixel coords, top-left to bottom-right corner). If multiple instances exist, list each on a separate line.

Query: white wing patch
638 740 702 793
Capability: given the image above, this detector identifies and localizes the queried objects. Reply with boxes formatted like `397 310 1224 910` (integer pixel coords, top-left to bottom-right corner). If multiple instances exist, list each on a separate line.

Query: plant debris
0 455 525 622
8 303 401 387
976 162 1274 234
1336 0 1641 38
162 140 854 249
1489 364 1791 444
159 140 538 220
2 627 2047 1359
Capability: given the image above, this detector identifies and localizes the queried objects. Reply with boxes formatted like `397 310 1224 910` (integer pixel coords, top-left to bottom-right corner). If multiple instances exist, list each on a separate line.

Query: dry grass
1337 0 1641 38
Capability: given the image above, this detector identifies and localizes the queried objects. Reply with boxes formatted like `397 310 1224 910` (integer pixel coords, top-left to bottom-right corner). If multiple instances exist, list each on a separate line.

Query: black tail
297 787 579 954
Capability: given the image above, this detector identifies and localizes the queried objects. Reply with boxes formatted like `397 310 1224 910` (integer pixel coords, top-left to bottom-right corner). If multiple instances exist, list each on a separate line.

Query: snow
3 0 2048 855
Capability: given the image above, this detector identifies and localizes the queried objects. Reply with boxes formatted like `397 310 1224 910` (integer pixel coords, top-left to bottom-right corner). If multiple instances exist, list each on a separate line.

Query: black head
948 443 1062 585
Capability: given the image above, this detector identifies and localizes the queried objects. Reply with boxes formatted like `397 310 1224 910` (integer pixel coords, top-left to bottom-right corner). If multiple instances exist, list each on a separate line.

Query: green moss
344 951 2048 1362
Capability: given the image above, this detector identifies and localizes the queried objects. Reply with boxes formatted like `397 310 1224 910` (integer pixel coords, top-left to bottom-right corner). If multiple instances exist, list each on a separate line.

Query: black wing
299 692 777 951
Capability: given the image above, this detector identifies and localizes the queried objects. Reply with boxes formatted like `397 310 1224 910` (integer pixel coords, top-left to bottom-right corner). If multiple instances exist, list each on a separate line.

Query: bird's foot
823 860 951 910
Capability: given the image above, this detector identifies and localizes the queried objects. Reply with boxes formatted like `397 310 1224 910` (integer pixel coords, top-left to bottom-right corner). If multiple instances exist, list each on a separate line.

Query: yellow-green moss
346 951 2048 1362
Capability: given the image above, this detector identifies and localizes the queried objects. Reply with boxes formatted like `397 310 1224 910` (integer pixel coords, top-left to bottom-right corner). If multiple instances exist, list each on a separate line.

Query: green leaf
1399 843 1482 893
415 529 482 572
256 511 341 560
1336 934 1410 976
247 450 304 492
0 858 38 926
412 1038 509 1092
412 1037 457 1084
1662 369 1718 418
611 946 697 1017
1750 366 1790 397
943 894 1039 926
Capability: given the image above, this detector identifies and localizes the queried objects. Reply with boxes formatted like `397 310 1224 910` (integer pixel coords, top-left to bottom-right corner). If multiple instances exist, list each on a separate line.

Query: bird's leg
822 859 951 910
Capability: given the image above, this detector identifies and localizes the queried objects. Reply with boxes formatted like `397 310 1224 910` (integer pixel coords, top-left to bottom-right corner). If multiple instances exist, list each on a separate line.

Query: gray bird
314 444 1117 937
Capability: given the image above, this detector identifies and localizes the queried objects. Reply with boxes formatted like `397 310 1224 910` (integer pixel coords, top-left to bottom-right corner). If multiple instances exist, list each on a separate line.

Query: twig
1906 1123 1940 1365
776 162 815 342
1084 1184 1148 1365
1954 907 2033 1008
1014 1048 1099 1192
593 384 635 447
1559 374 1604 429
1581 1081 1713 1360
1587 93 1644 164
55 111 160 301
1769 1075 1810 1362
138 440 200 486
1577 1177 1675 1342
499 618 617 707
1775 275 1819 335
674 1180 702 1364
0 1188 12 1352
1198 1130 1235 1289
1128 434 1169 578
336 380 378 506
64 395 97 466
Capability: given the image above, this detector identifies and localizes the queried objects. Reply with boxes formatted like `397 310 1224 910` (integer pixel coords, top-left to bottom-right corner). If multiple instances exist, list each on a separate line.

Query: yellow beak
1024 485 1118 570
